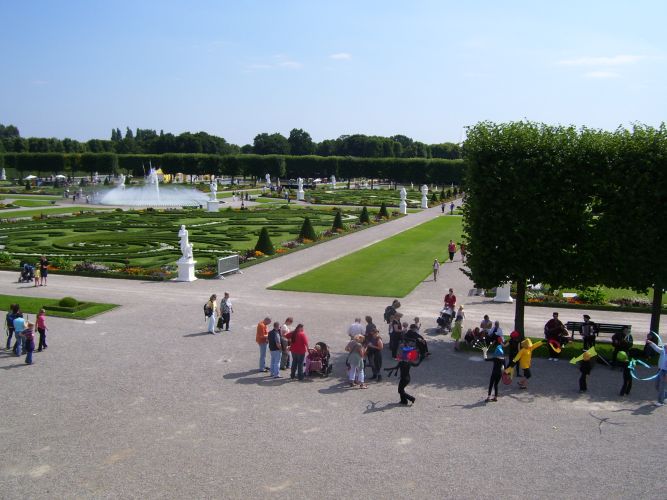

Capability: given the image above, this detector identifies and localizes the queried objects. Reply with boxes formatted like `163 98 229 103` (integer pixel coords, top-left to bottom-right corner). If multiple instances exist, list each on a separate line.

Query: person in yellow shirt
506 338 543 389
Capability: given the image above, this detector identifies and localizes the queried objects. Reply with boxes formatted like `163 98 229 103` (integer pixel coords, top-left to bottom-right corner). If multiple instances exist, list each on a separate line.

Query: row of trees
0 124 461 159
463 121 666 335
0 153 465 186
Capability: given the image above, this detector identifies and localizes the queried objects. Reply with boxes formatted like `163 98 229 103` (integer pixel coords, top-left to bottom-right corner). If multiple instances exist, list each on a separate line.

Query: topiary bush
359 206 370 224
299 216 318 241
59 296 78 307
332 210 344 231
378 202 389 218
254 227 275 255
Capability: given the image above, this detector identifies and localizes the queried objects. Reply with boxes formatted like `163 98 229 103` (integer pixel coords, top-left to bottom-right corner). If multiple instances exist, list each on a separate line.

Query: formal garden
0 204 400 280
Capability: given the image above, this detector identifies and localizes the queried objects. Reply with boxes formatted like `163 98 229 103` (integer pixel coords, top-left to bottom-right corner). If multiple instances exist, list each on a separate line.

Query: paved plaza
0 205 664 499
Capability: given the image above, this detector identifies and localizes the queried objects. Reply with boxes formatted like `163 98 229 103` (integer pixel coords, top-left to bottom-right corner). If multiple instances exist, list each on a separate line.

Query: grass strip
0 294 119 320
271 216 462 297
0 207 113 218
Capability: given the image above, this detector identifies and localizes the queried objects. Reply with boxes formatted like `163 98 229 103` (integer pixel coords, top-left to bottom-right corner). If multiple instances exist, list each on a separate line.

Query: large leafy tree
253 133 290 155
592 125 667 333
463 122 597 334
288 128 315 155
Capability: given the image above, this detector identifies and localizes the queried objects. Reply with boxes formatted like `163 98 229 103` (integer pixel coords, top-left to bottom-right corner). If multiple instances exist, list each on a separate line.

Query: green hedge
1 153 466 185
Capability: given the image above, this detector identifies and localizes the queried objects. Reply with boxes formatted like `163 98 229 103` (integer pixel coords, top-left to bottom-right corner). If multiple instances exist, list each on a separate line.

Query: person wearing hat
581 314 598 351
578 351 593 393
506 338 544 389
617 350 632 397
544 312 567 361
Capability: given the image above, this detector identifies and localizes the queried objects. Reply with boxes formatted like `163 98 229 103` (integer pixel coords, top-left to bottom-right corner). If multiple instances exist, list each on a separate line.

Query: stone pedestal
399 200 407 215
297 189 305 201
176 260 197 282
493 282 513 303
206 200 219 212
421 195 428 209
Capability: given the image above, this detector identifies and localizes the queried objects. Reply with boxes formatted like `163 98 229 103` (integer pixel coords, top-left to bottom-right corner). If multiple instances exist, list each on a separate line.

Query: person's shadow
183 331 213 338
363 400 404 413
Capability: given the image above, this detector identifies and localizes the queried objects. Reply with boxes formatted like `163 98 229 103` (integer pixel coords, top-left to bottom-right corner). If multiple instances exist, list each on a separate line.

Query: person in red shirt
288 323 309 381
447 240 457 262
444 288 457 310
256 317 271 372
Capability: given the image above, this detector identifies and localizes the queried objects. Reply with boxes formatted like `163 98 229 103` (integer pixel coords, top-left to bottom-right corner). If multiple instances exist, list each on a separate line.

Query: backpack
203 302 213 318
384 306 395 324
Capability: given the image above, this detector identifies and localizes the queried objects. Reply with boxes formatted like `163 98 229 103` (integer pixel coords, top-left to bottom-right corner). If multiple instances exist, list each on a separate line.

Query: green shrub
299 216 318 241
254 227 275 255
0 251 13 265
430 192 438 203
50 256 74 271
359 206 370 224
577 286 606 305
332 210 344 230
440 189 445 201
59 296 78 307
378 202 389 218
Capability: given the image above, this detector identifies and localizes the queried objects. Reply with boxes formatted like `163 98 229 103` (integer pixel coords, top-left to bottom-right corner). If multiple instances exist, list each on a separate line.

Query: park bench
565 321 632 366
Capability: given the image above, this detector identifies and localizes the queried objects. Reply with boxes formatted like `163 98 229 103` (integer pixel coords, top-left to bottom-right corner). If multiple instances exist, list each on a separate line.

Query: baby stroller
18 263 35 283
436 306 454 333
305 342 333 377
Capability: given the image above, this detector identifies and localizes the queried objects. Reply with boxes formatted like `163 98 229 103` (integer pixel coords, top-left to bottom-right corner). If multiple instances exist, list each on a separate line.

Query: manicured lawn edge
0 294 119 320
526 301 666 314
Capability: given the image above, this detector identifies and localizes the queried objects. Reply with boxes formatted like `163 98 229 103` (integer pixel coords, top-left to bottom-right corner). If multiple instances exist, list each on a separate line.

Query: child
505 330 522 376
22 321 35 365
385 347 423 405
507 338 543 389
34 265 41 287
413 317 421 332
451 307 464 351
36 308 48 351
578 351 593 393
485 339 504 402
617 351 632 396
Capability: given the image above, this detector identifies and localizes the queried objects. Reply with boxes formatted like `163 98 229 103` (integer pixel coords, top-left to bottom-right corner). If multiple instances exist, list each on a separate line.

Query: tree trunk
650 283 662 334
514 279 526 338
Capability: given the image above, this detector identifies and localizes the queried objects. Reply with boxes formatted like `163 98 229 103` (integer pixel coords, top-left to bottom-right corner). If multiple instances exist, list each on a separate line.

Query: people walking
256 317 271 372
268 322 283 378
288 324 309 381
204 294 218 334
432 258 440 281
447 240 457 261
219 292 233 331
36 308 48 351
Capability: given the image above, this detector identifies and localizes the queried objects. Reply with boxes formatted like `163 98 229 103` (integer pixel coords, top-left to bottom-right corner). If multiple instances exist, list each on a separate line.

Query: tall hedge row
0 153 466 185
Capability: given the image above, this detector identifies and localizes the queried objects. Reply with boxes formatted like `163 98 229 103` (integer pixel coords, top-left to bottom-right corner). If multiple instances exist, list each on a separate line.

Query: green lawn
0 294 119 320
271 216 463 297
0 207 112 218
0 194 62 200
10 199 56 207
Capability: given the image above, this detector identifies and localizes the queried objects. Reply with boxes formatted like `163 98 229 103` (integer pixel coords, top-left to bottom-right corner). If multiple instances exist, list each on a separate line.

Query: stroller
436 306 454 333
305 342 333 377
18 263 35 283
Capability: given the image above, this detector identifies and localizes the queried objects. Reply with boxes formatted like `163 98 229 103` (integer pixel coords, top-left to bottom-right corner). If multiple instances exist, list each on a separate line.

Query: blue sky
1 0 665 145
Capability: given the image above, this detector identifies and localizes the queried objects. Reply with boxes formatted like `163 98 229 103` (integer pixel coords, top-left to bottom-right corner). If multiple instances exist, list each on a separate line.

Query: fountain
97 167 209 207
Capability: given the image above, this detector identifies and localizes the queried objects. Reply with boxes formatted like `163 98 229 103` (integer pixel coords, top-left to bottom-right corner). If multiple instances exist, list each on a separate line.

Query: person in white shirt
280 317 294 370
348 318 365 338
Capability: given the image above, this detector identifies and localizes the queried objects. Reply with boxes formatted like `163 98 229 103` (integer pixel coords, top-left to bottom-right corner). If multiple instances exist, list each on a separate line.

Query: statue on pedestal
421 184 429 209
178 225 194 262
209 178 218 201
331 175 336 189
265 173 271 186
399 187 407 215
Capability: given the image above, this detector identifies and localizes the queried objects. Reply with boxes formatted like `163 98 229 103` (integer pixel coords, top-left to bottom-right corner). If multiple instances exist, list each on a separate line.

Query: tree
591 125 667 334
254 227 275 255
332 210 344 231
359 206 370 224
253 133 290 155
288 128 315 155
0 124 20 138
463 121 596 334
299 216 318 241
378 202 389 218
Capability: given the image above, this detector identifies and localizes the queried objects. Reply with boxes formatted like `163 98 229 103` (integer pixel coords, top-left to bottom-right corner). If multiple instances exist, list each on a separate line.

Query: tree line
463 121 666 335
0 124 461 159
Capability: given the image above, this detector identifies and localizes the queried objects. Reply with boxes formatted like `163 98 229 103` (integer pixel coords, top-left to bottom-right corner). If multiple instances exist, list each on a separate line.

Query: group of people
4 304 49 365
255 316 309 380
204 293 234 334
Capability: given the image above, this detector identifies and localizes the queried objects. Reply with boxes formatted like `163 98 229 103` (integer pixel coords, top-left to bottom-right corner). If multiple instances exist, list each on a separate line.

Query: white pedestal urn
493 282 514 303
207 200 219 212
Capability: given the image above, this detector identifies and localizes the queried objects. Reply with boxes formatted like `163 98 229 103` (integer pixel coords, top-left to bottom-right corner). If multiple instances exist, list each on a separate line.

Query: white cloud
557 54 645 66
584 71 620 79
330 52 352 60
278 60 302 69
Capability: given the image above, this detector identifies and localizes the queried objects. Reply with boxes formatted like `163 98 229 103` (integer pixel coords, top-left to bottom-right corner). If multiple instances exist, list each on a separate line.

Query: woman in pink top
36 308 48 351
289 324 309 381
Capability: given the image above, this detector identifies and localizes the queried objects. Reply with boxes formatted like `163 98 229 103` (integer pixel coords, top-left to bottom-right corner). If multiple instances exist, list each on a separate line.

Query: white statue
297 177 303 191
118 174 126 190
178 225 194 261
209 177 218 201
265 173 271 186
331 175 336 189
421 184 429 209
297 177 305 201
399 186 407 215
0 168 5 181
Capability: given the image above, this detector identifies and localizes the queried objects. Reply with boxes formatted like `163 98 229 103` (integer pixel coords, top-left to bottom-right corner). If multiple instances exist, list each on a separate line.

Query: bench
565 321 632 366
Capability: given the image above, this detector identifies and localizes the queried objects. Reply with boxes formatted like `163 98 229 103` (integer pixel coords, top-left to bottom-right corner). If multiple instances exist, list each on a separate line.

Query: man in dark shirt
267 322 283 378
